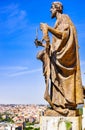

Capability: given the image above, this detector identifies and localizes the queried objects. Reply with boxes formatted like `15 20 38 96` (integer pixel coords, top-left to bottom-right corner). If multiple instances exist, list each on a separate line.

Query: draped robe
37 14 84 109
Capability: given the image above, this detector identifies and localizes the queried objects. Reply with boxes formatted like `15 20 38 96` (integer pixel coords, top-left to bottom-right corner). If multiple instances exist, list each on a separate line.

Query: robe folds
37 14 84 108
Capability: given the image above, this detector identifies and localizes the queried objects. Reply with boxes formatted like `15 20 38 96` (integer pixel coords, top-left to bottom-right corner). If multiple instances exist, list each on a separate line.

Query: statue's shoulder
62 14 70 20
62 14 72 25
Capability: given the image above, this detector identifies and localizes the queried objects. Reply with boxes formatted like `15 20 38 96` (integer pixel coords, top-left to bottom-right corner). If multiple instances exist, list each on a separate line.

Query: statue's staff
34 28 42 48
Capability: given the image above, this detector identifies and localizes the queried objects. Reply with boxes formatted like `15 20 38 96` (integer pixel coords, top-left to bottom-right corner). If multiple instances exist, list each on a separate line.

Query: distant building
15 122 23 130
15 126 22 130
28 116 35 123
0 122 16 130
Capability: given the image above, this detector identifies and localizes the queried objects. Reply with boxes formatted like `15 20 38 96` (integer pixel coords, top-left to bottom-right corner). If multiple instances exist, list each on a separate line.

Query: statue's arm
48 23 70 39
48 26 62 39
40 23 63 39
40 23 69 39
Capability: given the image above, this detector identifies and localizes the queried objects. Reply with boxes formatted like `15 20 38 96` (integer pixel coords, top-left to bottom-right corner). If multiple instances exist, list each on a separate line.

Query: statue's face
50 4 56 18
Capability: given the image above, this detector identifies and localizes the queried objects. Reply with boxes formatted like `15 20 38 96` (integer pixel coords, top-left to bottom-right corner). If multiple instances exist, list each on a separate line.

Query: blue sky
0 0 85 104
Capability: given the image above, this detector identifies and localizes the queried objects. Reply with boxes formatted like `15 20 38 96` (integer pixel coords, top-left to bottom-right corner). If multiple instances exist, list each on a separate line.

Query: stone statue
34 1 84 116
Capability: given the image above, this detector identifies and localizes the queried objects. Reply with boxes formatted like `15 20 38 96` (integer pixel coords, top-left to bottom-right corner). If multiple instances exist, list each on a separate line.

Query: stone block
40 116 82 130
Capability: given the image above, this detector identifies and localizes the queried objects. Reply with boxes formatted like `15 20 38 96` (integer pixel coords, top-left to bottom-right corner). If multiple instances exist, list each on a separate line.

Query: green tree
34 128 40 130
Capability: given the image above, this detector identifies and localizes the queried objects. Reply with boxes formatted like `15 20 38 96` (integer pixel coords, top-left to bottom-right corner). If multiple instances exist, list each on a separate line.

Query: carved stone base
82 107 85 130
40 116 82 130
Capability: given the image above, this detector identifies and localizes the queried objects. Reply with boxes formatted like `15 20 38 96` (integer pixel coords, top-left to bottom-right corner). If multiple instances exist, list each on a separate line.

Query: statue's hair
52 1 63 13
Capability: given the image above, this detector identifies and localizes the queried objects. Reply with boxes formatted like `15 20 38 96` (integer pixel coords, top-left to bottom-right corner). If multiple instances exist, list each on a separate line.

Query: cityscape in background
0 104 47 130
0 103 84 130
0 0 85 130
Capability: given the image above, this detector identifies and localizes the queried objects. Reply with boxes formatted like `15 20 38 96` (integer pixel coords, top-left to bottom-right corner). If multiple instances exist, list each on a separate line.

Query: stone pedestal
82 107 85 130
40 116 82 130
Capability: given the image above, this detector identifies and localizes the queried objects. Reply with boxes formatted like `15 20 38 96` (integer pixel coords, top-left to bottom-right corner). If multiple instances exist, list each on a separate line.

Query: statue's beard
51 14 55 18
51 11 56 19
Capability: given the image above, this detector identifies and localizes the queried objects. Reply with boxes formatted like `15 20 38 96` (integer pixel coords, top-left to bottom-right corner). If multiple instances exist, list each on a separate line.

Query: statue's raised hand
40 23 49 42
40 23 48 31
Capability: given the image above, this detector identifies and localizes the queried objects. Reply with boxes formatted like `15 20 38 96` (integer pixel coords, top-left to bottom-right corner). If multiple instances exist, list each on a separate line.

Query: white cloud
0 66 42 77
7 68 42 77
0 66 28 70
0 3 28 35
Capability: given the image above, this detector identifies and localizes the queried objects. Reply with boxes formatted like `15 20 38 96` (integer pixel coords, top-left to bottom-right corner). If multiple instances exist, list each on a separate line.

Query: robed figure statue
35 1 84 116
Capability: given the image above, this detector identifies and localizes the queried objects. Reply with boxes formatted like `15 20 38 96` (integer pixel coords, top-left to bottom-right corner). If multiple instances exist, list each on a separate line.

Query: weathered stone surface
40 116 82 130
44 108 78 117
35 1 84 116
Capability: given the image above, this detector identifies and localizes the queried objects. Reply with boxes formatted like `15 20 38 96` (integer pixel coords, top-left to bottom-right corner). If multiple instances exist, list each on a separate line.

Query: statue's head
50 1 63 18
52 1 63 13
